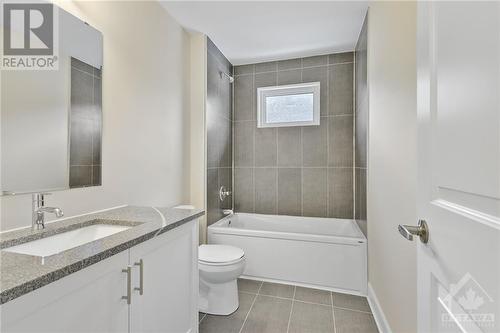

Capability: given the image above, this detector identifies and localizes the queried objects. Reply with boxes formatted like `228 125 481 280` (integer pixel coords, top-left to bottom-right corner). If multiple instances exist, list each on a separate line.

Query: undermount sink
3 224 131 257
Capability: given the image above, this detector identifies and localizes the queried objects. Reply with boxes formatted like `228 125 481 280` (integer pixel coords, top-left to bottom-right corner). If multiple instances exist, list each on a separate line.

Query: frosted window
265 93 314 123
257 82 320 128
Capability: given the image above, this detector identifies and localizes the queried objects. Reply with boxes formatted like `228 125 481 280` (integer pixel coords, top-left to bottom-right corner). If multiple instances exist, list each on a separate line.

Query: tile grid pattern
354 15 368 235
69 57 102 188
233 52 355 219
199 279 379 333
206 38 233 225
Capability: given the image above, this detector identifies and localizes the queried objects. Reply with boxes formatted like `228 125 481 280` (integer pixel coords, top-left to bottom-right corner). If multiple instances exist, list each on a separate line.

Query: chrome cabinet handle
122 266 132 304
134 259 144 295
398 219 429 244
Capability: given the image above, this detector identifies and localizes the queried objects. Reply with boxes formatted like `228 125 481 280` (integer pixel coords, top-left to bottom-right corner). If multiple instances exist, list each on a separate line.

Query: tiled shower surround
69 57 102 188
355 15 368 235
233 52 356 219
206 39 233 225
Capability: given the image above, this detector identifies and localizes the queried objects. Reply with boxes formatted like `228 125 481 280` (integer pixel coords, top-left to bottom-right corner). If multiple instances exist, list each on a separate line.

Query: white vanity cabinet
0 250 130 333
129 221 199 333
0 219 199 333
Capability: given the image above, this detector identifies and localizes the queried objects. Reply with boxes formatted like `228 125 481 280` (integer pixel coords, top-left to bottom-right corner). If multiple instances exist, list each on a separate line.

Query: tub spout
223 209 234 216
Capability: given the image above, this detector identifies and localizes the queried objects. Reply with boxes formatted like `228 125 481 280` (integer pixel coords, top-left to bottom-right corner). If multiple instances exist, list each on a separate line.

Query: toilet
198 244 246 315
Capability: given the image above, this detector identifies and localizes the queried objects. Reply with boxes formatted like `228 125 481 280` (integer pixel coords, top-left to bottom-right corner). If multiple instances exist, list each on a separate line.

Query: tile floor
199 279 379 333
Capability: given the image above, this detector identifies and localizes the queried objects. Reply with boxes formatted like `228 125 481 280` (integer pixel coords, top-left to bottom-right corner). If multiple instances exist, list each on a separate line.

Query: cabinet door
130 220 198 333
1 251 129 333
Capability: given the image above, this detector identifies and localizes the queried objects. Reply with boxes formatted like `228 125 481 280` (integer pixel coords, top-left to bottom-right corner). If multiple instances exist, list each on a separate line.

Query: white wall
189 33 207 243
0 1 192 231
367 2 417 333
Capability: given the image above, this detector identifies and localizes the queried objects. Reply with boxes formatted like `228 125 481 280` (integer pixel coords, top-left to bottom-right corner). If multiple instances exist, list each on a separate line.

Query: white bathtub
208 213 367 296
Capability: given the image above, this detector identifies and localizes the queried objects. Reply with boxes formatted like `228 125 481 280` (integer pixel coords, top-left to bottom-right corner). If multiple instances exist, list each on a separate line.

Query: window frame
257 81 321 128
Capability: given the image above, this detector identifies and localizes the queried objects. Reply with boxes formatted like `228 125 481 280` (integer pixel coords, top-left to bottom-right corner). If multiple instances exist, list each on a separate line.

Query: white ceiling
160 1 369 65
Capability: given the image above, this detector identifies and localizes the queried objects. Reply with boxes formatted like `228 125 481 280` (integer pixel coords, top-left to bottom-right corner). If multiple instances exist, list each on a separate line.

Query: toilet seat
199 244 244 266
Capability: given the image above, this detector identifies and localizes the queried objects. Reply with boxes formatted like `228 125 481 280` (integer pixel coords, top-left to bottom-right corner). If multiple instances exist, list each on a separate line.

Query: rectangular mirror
1 4 103 195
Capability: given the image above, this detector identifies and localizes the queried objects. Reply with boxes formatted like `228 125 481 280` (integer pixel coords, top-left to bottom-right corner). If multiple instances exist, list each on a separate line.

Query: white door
411 2 500 332
129 221 198 333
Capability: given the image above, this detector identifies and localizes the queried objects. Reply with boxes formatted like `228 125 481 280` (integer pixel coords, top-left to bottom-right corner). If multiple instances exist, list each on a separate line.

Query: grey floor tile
295 286 332 305
199 312 206 323
241 295 292 333
199 292 255 333
333 292 371 313
238 278 262 294
334 308 379 333
288 301 334 333
259 282 294 298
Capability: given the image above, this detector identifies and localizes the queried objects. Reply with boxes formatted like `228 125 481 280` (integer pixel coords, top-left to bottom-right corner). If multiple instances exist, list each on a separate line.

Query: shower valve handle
219 186 231 202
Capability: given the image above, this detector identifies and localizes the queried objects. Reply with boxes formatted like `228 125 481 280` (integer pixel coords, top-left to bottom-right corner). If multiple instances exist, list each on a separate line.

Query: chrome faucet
32 193 64 230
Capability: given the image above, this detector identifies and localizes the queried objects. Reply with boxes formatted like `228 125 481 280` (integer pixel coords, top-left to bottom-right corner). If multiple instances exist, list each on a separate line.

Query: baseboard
367 283 392 333
240 275 366 297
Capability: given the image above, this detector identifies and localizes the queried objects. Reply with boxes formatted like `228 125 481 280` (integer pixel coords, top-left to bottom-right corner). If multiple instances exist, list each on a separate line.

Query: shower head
220 71 234 83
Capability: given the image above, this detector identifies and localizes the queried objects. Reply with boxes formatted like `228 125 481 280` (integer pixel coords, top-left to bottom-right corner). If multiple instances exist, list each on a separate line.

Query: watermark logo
1 1 58 70
440 273 495 330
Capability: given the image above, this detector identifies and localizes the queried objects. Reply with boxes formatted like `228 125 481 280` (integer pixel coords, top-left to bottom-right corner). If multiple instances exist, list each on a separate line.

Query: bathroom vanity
0 206 203 333
0 5 205 332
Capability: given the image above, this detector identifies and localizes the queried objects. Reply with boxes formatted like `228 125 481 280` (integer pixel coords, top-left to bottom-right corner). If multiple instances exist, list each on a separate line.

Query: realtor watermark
440 273 496 330
1 1 58 70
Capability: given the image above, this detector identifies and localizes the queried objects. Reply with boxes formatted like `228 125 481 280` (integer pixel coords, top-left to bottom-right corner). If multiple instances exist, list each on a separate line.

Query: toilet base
199 279 239 315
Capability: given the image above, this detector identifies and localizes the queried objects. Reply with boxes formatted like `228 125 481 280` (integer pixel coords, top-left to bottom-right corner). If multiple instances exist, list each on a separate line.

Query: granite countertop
0 205 204 305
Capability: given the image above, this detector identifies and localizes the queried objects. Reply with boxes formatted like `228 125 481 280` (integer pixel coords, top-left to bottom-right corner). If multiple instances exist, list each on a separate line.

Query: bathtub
208 213 367 296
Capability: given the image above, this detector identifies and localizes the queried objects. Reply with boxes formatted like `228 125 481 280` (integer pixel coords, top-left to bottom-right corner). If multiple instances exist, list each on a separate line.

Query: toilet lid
199 245 244 264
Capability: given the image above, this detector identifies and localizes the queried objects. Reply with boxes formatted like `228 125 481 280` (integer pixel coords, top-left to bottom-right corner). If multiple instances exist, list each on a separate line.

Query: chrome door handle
134 259 144 295
398 219 429 244
122 266 132 304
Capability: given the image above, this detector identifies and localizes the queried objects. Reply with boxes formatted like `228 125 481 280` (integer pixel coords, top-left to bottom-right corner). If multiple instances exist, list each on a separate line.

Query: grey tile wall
69 57 102 188
233 52 355 219
355 14 368 235
206 38 233 225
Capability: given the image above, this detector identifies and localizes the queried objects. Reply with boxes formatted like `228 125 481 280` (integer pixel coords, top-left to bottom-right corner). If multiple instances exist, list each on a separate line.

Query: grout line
300 127 304 216
276 128 279 214
248 293 334 308
238 281 263 333
234 166 353 169
72 65 100 79
233 114 351 123
240 290 372 313
251 74 256 214
293 299 333 307
286 286 296 333
240 64 353 76
333 305 373 315
199 313 206 324
352 50 357 221
231 63 235 214
331 292 337 333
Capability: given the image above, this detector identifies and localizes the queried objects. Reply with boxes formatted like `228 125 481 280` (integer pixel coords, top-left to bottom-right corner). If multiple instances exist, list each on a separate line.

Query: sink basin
3 224 131 257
